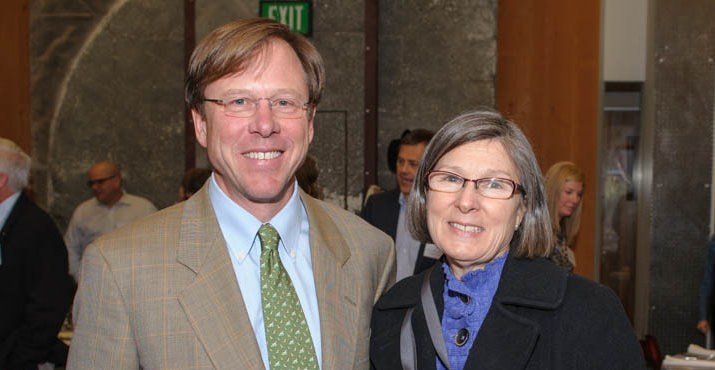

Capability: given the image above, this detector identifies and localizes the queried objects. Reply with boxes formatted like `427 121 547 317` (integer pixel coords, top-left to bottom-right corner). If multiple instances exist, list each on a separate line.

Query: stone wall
645 0 715 355
31 0 185 228
30 0 497 226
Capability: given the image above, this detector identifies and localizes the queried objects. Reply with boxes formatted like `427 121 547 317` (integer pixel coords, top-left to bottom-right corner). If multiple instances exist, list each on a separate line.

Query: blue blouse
437 253 507 370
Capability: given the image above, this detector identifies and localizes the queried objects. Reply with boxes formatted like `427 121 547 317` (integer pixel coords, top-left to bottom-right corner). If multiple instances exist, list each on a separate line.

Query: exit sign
260 1 312 36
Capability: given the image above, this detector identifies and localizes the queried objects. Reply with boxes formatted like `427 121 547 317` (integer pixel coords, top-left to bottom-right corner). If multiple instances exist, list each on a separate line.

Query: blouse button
455 328 469 346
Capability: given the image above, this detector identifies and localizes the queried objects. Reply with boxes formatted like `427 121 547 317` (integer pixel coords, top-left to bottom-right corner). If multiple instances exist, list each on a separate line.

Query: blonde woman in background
545 161 585 271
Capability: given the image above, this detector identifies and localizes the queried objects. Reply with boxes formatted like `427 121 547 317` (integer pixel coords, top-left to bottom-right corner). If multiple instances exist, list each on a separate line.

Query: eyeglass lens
87 174 116 187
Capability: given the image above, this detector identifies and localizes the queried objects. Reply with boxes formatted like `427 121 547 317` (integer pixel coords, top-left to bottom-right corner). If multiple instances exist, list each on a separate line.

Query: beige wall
603 0 648 81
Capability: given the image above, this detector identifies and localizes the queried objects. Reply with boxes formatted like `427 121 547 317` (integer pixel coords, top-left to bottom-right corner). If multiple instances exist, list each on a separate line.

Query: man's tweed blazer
68 185 395 369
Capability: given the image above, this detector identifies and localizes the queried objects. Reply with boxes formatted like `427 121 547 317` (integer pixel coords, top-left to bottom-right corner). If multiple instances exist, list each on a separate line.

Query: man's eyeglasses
87 174 117 187
203 96 309 119
426 170 525 199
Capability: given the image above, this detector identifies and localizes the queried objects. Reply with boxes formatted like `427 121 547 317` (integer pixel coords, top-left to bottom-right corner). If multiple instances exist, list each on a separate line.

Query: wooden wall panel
497 0 600 278
0 0 31 153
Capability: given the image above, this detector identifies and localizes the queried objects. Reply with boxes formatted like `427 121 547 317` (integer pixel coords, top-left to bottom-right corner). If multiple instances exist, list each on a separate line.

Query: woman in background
544 161 585 271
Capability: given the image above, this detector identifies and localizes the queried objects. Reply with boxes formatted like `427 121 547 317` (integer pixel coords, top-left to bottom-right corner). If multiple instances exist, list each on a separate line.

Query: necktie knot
258 223 280 252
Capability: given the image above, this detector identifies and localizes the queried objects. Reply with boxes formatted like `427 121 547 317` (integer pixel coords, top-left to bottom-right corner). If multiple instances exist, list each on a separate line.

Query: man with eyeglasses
68 18 395 369
64 160 156 281
362 129 440 282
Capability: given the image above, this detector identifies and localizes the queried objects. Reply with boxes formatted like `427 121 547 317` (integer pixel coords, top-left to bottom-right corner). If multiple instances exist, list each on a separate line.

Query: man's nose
251 101 279 137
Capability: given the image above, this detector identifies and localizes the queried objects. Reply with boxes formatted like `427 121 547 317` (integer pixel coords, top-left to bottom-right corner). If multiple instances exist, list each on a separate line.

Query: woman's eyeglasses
426 170 525 199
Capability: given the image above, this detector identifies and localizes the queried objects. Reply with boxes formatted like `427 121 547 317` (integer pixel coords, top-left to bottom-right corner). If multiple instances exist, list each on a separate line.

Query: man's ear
307 106 316 144
191 108 208 148
0 173 8 189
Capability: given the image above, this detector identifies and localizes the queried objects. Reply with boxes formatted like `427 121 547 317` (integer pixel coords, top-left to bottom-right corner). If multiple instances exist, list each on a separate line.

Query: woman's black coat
370 255 645 369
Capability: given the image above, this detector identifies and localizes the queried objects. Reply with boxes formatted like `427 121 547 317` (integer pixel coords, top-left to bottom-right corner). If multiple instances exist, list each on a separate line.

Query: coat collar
300 189 362 369
375 254 568 310
464 256 568 369
300 189 351 265
496 255 569 309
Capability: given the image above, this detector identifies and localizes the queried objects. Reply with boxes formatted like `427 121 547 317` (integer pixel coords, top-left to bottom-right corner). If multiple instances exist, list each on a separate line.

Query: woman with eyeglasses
369 110 644 369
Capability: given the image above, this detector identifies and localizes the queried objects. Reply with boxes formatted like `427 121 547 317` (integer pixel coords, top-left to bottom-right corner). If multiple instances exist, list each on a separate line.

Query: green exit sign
260 1 312 36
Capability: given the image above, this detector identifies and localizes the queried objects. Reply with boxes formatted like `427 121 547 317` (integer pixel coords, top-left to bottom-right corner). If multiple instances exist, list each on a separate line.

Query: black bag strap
399 266 451 370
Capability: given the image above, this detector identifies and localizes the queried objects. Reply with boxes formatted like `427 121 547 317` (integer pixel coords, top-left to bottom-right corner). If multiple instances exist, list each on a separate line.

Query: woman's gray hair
407 109 553 258
0 138 31 193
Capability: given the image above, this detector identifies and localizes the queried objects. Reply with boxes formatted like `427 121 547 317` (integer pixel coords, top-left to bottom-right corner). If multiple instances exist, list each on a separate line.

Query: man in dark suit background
0 137 74 369
361 129 440 281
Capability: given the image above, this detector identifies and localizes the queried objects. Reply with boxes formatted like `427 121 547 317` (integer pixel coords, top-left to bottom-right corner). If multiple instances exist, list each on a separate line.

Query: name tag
423 243 443 259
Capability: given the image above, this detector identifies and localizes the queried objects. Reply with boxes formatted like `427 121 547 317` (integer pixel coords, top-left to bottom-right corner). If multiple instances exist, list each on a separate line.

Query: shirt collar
208 174 304 259
92 190 129 208
398 191 407 208
0 191 21 230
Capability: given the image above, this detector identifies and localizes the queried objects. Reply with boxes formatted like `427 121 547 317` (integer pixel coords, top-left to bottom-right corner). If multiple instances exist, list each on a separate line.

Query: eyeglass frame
426 170 526 199
87 174 118 187
202 96 311 118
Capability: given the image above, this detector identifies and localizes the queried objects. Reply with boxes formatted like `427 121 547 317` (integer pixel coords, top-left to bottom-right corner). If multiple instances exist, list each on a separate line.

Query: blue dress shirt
208 175 322 369
395 193 421 281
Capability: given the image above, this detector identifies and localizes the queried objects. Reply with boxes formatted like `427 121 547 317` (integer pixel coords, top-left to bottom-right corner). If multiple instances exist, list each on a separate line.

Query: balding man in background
64 160 156 281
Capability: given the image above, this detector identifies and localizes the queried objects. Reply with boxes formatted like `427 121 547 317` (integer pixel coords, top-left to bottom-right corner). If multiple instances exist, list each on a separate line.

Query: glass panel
600 84 642 322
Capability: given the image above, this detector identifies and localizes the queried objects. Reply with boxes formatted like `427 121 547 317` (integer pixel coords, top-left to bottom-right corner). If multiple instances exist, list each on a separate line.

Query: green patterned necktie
258 223 319 370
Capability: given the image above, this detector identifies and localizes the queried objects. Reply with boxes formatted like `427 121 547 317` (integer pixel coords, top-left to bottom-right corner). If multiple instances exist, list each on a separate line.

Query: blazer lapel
385 189 401 239
176 187 265 369
300 192 359 370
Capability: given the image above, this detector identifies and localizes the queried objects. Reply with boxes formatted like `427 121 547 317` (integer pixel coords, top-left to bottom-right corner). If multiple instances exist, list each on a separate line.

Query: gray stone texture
30 0 497 224
646 0 715 355
31 0 185 229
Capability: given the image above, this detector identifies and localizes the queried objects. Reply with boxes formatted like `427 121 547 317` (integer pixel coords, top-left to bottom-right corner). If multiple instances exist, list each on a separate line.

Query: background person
178 167 212 201
697 235 715 341
544 161 585 271
361 128 439 281
0 138 74 369
64 160 157 281
370 110 644 369
295 154 323 199
67 18 395 369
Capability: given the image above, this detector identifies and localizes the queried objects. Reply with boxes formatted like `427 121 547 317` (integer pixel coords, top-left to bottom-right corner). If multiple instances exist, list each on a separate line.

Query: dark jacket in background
370 255 646 369
361 188 437 275
0 193 74 370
